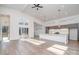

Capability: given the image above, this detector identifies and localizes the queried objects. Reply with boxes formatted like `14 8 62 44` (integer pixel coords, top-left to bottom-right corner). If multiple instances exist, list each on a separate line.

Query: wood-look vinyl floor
0 39 79 55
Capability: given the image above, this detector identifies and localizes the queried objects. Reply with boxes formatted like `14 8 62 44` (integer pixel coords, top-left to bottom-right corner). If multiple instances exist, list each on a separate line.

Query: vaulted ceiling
0 4 79 22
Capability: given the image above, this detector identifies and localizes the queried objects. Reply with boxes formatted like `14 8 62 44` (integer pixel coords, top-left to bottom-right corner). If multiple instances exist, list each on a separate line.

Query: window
19 27 28 35
19 27 21 35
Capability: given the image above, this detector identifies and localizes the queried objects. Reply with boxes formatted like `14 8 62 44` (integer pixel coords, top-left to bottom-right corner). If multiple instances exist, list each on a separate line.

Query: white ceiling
0 4 79 22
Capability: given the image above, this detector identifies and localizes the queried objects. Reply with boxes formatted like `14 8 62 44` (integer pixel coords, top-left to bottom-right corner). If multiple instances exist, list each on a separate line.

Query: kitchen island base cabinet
39 34 68 44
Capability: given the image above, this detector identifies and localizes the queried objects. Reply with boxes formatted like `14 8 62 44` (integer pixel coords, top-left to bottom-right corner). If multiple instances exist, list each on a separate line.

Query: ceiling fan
32 4 43 10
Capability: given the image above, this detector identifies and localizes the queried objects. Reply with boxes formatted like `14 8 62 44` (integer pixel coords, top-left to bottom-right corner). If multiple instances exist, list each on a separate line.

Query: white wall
0 16 9 26
0 7 44 40
34 23 45 37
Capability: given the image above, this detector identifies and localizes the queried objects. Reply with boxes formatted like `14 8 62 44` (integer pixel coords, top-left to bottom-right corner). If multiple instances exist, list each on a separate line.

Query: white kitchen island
39 34 68 44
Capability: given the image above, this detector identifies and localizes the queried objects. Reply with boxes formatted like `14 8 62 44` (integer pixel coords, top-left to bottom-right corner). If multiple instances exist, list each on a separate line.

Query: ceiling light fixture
32 4 43 10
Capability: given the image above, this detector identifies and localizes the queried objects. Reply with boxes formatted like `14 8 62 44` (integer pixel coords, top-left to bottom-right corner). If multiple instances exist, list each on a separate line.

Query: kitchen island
39 34 68 44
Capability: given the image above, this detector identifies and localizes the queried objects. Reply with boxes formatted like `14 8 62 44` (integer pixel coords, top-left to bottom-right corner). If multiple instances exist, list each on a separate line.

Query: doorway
2 26 9 42
0 15 10 42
